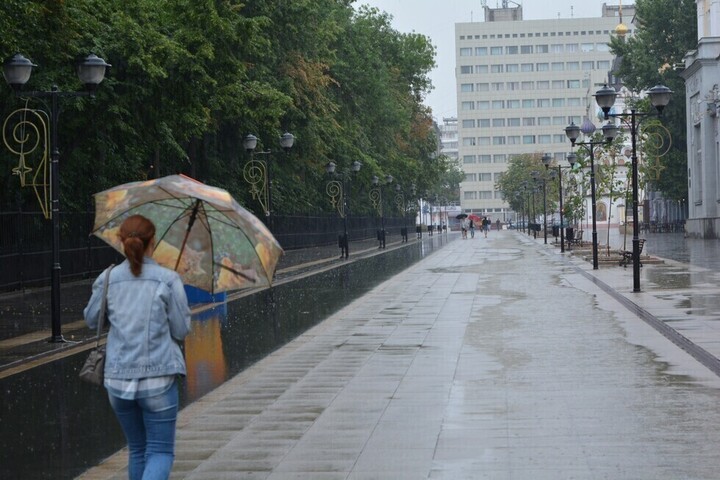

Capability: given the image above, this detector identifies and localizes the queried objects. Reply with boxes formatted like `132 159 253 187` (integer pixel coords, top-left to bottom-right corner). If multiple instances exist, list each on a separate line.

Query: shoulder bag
79 265 114 385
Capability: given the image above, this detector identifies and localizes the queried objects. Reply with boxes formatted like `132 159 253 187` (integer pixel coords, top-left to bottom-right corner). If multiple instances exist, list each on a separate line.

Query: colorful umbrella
468 214 482 223
91 174 283 293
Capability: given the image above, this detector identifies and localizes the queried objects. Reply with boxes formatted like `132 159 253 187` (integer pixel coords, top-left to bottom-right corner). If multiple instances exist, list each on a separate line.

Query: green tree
608 0 697 202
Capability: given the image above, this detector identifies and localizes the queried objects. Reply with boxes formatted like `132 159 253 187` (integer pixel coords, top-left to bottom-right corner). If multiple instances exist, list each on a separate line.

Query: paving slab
79 231 720 479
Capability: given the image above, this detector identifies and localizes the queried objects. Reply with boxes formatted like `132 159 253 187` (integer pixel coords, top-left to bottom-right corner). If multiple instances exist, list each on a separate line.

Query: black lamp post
394 183 409 242
564 120 615 270
325 160 362 258
369 174 393 248
3 52 111 342
243 132 295 228
594 84 672 292
556 153 579 253
541 154 553 244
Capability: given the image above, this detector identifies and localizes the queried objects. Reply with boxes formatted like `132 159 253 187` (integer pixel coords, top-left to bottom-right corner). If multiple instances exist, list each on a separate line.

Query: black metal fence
0 209 410 292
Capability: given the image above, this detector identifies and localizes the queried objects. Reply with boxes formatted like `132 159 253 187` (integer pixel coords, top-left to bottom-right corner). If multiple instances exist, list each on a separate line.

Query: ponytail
118 215 156 276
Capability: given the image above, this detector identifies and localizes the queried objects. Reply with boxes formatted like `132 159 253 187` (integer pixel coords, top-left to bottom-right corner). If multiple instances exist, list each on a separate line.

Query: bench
619 239 646 267
566 229 583 249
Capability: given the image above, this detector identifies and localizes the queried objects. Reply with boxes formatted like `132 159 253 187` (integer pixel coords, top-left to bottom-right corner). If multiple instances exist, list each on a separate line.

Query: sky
359 0 624 120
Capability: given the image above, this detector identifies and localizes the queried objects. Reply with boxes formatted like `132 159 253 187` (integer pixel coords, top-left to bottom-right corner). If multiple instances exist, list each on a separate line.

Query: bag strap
94 264 115 348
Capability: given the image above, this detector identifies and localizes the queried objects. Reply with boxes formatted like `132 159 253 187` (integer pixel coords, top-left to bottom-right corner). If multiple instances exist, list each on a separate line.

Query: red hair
118 215 156 276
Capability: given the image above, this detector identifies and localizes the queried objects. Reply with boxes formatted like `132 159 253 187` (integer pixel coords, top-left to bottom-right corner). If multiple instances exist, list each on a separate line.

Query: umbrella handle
174 199 202 272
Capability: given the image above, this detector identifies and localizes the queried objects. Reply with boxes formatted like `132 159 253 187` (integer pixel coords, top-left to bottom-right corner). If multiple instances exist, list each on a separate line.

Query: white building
438 117 459 161
455 4 632 221
681 0 720 238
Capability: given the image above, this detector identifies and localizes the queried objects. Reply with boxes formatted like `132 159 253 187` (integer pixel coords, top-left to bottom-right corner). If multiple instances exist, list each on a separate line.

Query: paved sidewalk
81 231 720 479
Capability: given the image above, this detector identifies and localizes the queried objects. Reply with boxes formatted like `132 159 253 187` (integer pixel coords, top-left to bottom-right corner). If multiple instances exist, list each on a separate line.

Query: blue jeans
108 381 179 480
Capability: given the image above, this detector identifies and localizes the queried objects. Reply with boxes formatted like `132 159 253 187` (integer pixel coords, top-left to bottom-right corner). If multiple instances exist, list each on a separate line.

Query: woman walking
84 214 191 480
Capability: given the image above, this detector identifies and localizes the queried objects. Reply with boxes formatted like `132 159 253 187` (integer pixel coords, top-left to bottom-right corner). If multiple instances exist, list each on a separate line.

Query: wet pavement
67 229 720 480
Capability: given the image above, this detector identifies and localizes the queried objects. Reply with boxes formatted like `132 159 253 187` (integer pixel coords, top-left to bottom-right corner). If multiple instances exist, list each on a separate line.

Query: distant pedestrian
469 219 475 238
482 217 490 238
84 215 191 480
461 218 468 239
496 219 501 231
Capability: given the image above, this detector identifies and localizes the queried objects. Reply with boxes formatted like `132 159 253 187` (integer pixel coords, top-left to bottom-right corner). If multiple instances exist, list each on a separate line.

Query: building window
478 101 490 110
491 82 504 91
538 98 551 108
491 46 503 55
479 119 491 127
465 173 476 182
479 172 492 181
581 43 594 52
463 155 476 164
492 118 506 127
461 101 475 111
552 80 564 89
551 62 565 71
475 47 488 56
568 115 581 124
494 172 504 181
462 119 476 128
582 61 594 70
539 134 552 144
537 62 549 71
460 65 473 74
522 81 534 90
476 65 489 73
507 100 521 109
508 136 521 144
597 60 611 70
461 83 474 92
522 117 535 126
462 137 476 146
479 155 492 163
492 136 506 145
507 82 520 91
521 63 534 72
477 83 490 91
568 97 581 106
566 43 579 52
492 100 505 109
553 134 566 143
506 45 519 54
536 44 549 53
464 191 477 200
567 80 581 89
537 81 550 90
523 135 536 144
491 64 504 73
494 155 506 164
506 64 519 72
596 43 610 52
552 98 565 107
551 44 564 53
522 99 535 108
460 47 473 56
479 191 493 199
508 118 521 127
538 116 551 126
553 116 566 125
567 61 580 71
520 45 533 54
478 136 491 145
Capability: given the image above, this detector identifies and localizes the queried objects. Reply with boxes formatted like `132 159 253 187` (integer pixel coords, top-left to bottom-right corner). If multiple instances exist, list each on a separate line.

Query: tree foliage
608 0 697 201
0 0 443 217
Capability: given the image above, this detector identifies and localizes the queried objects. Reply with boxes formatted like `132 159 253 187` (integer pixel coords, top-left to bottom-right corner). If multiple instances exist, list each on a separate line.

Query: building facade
682 0 720 238
455 5 631 221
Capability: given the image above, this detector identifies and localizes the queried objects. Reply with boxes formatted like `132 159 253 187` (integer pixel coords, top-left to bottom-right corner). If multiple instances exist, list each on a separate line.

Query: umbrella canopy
456 213 468 219
468 214 482 223
91 174 283 293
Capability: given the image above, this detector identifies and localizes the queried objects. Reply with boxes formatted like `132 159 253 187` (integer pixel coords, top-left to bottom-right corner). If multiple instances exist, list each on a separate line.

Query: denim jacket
84 258 191 379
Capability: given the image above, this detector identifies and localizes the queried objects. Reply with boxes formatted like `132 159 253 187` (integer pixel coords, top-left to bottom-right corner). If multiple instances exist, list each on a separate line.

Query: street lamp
541 153 553 244
369 174 393 248
555 153 579 253
565 119 614 270
394 183 409 242
3 52 111 343
325 160 362 258
595 83 672 291
242 131 295 227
